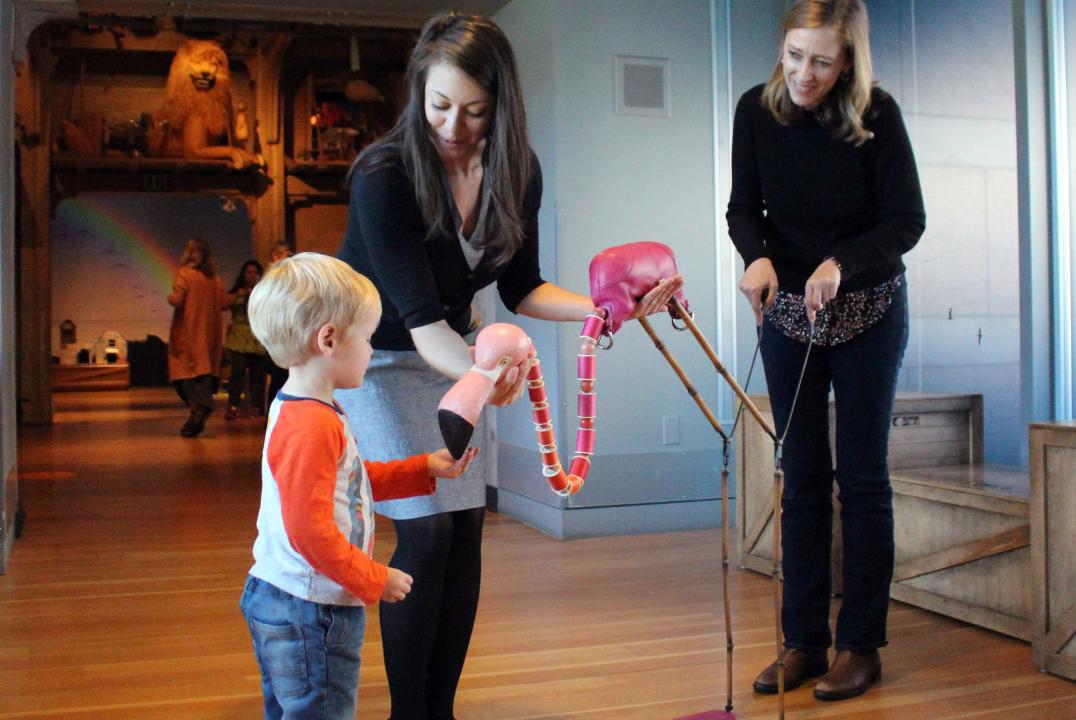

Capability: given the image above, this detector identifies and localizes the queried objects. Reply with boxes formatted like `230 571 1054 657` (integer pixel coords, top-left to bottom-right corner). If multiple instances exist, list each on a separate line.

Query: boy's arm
269 410 388 604
365 454 437 502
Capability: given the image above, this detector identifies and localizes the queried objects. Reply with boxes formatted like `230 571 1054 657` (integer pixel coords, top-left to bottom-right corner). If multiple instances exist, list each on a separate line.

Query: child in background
223 259 269 419
240 252 478 719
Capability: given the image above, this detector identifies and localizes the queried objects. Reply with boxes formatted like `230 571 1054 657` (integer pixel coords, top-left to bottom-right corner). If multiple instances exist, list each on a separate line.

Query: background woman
727 0 925 702
167 237 228 438
223 260 269 419
263 241 294 406
336 12 680 718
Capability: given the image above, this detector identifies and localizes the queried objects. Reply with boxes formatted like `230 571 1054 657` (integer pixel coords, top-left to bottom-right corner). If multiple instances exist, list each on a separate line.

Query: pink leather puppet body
437 241 685 496
590 241 688 335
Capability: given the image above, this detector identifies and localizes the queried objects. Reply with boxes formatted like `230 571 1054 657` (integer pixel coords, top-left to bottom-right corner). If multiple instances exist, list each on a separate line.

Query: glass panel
1061 0 1076 417
873 0 1022 465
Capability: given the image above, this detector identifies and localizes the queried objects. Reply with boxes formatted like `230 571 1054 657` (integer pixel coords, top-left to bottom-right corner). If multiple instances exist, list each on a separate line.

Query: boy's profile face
330 310 380 390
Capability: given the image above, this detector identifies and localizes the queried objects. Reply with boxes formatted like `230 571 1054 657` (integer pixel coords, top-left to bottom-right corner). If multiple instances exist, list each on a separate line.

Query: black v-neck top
727 84 926 294
338 155 545 351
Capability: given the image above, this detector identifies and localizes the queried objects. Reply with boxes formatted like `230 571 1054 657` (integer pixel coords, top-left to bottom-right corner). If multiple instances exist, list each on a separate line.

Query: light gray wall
872 0 1023 465
492 0 561 450
495 0 723 534
494 0 1031 533
548 0 718 461
721 0 786 396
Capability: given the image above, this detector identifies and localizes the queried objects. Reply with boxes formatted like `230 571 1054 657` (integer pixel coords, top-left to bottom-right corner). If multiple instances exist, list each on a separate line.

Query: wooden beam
1045 601 1076 656
742 505 771 559
894 524 1030 582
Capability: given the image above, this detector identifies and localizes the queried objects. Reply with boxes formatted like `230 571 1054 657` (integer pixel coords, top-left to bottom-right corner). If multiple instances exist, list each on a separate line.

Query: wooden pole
637 315 728 439
722 463 734 714
774 463 785 719
669 297 776 441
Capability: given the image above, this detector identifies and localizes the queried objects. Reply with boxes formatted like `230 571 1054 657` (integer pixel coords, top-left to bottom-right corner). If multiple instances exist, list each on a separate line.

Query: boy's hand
428 447 480 478
381 568 413 603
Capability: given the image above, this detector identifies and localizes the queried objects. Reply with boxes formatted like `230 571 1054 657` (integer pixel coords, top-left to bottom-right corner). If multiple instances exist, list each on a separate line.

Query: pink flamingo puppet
438 241 782 720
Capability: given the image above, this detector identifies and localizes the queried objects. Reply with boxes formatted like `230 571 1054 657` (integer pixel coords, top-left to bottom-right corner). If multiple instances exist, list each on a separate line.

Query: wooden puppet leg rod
640 308 787 720
638 314 740 719
669 296 776 442
636 315 728 439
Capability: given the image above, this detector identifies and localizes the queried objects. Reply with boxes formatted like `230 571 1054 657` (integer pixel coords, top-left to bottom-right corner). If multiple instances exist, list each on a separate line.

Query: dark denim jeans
759 281 908 651
240 576 367 720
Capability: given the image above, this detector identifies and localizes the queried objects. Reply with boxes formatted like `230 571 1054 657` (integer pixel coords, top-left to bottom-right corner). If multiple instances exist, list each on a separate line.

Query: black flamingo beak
438 410 474 460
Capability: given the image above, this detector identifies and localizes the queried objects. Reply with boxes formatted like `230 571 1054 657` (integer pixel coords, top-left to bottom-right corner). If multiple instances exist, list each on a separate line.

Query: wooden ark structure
13 2 432 426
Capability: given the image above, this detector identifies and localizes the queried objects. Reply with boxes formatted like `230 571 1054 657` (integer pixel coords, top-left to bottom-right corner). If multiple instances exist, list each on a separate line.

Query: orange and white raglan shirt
248 394 435 606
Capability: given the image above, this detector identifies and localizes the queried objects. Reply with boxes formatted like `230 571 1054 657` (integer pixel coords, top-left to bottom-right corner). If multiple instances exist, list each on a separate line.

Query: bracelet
825 256 843 276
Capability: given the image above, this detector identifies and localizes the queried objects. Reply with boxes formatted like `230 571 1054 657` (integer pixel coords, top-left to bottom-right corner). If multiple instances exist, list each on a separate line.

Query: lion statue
147 39 262 170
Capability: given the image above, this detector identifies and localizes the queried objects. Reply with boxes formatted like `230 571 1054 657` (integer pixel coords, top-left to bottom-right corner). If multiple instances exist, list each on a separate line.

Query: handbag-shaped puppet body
437 241 685 496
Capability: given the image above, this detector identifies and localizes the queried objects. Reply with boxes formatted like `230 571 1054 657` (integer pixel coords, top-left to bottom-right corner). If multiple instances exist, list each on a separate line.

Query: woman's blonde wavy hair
762 0 874 145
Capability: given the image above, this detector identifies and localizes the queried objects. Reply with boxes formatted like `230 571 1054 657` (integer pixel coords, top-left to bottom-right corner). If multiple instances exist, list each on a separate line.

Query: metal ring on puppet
437 241 689 497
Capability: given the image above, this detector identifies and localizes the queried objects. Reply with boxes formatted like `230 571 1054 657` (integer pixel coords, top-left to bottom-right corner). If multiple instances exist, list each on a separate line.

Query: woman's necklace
810 104 830 127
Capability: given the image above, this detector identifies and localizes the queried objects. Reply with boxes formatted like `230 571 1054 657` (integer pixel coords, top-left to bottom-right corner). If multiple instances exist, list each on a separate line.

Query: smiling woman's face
781 26 849 109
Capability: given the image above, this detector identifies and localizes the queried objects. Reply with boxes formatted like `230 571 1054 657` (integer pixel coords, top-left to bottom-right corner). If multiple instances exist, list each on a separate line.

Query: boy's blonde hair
248 252 381 368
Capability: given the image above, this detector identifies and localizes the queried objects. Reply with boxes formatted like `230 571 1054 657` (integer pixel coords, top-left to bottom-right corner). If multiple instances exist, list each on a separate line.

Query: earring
842 71 851 83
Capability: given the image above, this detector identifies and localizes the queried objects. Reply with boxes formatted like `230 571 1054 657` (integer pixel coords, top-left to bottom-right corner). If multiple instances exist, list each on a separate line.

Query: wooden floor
2 388 1074 719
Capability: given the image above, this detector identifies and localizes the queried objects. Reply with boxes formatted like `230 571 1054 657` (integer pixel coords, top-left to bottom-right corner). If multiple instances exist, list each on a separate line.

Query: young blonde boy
240 253 477 719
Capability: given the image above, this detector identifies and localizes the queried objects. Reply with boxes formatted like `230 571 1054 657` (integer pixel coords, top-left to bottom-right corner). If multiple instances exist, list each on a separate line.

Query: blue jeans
759 282 909 651
239 576 366 720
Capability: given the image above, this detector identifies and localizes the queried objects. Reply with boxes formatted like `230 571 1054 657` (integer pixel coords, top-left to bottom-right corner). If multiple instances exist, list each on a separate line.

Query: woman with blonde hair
167 236 228 437
727 0 924 701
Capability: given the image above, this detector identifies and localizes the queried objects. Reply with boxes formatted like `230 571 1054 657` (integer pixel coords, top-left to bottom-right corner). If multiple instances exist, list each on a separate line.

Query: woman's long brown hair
352 12 533 269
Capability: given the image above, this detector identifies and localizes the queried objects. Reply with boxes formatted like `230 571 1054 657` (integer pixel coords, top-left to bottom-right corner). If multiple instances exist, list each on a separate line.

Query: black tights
381 507 484 720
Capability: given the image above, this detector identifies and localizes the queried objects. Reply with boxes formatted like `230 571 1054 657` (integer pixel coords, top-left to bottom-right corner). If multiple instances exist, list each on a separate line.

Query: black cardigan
727 84 926 294
338 156 545 350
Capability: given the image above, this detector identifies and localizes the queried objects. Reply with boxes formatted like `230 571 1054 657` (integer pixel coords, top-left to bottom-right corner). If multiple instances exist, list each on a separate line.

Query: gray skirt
334 348 487 520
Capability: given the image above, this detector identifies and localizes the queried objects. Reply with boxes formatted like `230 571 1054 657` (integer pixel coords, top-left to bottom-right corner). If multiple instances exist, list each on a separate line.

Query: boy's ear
314 323 337 356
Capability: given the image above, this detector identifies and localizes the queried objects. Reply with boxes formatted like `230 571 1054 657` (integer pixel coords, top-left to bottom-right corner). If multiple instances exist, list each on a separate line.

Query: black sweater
338 156 545 351
727 84 925 294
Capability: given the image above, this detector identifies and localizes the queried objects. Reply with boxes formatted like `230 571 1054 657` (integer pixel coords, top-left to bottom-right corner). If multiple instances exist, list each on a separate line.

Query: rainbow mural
56 197 179 293
50 194 252 362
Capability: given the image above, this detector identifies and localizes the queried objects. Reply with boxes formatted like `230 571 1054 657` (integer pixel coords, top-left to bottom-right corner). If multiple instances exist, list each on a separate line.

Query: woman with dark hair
223 260 268 419
728 0 924 702
167 236 229 437
336 12 680 718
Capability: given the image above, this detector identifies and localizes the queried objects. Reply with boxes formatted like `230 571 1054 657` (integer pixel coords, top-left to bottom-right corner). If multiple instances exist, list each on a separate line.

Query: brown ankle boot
752 648 828 694
813 649 881 700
